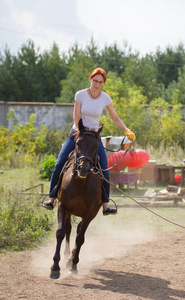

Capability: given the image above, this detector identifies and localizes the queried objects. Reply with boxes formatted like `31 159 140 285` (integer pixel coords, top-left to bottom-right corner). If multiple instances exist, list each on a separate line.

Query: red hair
89 68 107 83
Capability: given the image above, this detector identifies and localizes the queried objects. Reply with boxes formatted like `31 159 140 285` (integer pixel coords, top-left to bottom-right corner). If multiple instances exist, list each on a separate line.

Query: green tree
56 43 97 103
123 54 160 101
0 47 17 101
99 43 128 75
161 65 185 104
10 40 44 102
148 96 185 147
42 43 68 102
155 43 185 88
0 41 68 103
86 37 101 65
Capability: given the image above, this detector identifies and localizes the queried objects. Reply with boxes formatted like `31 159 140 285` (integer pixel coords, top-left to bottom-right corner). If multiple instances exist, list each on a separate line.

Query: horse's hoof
50 270 60 279
66 258 72 269
69 267 78 275
69 270 78 276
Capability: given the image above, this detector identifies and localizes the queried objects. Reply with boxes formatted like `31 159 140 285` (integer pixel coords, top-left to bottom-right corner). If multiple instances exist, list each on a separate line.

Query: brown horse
50 119 103 279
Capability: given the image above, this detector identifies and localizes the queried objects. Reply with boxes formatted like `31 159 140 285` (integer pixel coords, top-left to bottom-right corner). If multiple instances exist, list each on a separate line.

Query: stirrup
42 197 56 210
103 207 117 216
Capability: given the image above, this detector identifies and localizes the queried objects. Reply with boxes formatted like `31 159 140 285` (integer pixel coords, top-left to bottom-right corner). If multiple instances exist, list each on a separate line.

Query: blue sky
1 0 185 56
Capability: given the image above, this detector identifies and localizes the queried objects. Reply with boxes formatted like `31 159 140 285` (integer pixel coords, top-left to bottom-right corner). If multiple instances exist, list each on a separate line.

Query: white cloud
10 11 36 31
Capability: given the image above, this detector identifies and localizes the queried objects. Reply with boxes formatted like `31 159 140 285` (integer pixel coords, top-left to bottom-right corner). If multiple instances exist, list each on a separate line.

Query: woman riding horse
50 119 109 278
43 67 135 214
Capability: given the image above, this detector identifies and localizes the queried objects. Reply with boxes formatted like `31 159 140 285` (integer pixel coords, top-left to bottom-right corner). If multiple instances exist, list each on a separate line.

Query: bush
0 112 48 168
44 127 67 156
39 155 56 180
0 111 71 169
0 183 55 251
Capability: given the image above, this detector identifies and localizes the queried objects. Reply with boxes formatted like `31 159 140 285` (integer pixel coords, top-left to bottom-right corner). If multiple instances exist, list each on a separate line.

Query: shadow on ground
84 269 185 300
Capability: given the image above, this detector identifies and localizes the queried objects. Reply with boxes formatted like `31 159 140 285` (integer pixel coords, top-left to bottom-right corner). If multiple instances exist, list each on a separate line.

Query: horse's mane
72 127 100 141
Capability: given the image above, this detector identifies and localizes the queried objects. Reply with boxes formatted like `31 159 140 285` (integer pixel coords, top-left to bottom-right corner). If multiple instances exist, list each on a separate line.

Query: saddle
49 151 74 198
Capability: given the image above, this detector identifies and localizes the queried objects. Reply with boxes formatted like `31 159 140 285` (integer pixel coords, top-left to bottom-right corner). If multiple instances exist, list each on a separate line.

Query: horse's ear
98 124 103 135
78 118 84 132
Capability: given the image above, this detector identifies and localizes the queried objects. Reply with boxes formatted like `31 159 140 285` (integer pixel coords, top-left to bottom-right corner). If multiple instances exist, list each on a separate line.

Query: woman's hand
124 128 135 141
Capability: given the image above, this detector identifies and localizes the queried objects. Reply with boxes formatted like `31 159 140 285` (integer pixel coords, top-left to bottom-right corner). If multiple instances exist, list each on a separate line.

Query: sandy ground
0 217 185 300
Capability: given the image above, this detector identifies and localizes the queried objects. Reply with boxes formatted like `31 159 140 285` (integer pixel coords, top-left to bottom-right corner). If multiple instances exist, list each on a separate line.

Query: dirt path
0 228 185 300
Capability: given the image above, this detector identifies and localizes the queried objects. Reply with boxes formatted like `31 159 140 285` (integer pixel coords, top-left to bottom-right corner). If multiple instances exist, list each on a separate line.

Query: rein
97 136 134 172
93 169 185 230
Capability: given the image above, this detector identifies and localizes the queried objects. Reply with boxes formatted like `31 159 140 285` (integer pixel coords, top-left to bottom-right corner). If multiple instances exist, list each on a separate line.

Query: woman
43 68 135 215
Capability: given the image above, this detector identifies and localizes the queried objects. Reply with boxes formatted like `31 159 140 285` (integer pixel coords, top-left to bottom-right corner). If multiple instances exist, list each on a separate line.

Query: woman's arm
73 101 81 128
107 103 135 141
106 103 127 131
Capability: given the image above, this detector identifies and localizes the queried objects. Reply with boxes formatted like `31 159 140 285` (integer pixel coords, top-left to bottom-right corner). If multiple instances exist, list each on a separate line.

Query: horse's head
74 119 103 179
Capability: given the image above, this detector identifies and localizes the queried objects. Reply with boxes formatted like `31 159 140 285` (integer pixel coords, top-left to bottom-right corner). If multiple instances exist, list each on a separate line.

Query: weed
0 170 56 252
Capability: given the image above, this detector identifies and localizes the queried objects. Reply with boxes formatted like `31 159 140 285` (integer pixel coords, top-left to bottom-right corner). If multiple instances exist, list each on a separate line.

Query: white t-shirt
74 89 112 129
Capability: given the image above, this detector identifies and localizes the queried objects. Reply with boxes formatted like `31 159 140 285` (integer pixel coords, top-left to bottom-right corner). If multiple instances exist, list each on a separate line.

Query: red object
107 151 131 171
128 150 150 169
109 172 139 184
174 174 182 183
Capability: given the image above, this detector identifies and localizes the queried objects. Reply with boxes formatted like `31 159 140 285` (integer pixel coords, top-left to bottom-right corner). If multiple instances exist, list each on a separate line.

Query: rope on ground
104 177 185 230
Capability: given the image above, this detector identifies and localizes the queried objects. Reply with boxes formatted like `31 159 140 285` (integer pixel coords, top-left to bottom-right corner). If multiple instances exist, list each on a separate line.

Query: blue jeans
49 129 110 202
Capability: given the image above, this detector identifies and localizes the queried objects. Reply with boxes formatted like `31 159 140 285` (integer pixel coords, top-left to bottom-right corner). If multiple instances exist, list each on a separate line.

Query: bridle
73 131 99 174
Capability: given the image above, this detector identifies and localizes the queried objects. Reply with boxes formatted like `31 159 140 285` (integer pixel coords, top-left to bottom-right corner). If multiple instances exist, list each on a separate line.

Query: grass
0 168 50 193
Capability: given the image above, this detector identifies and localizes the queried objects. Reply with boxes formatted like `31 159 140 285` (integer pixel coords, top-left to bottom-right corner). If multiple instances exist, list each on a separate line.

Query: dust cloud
31 209 156 279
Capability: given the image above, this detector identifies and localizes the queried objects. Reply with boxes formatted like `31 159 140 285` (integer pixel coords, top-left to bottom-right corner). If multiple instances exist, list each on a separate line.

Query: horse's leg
50 204 65 279
64 213 71 261
70 218 91 274
66 220 81 270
